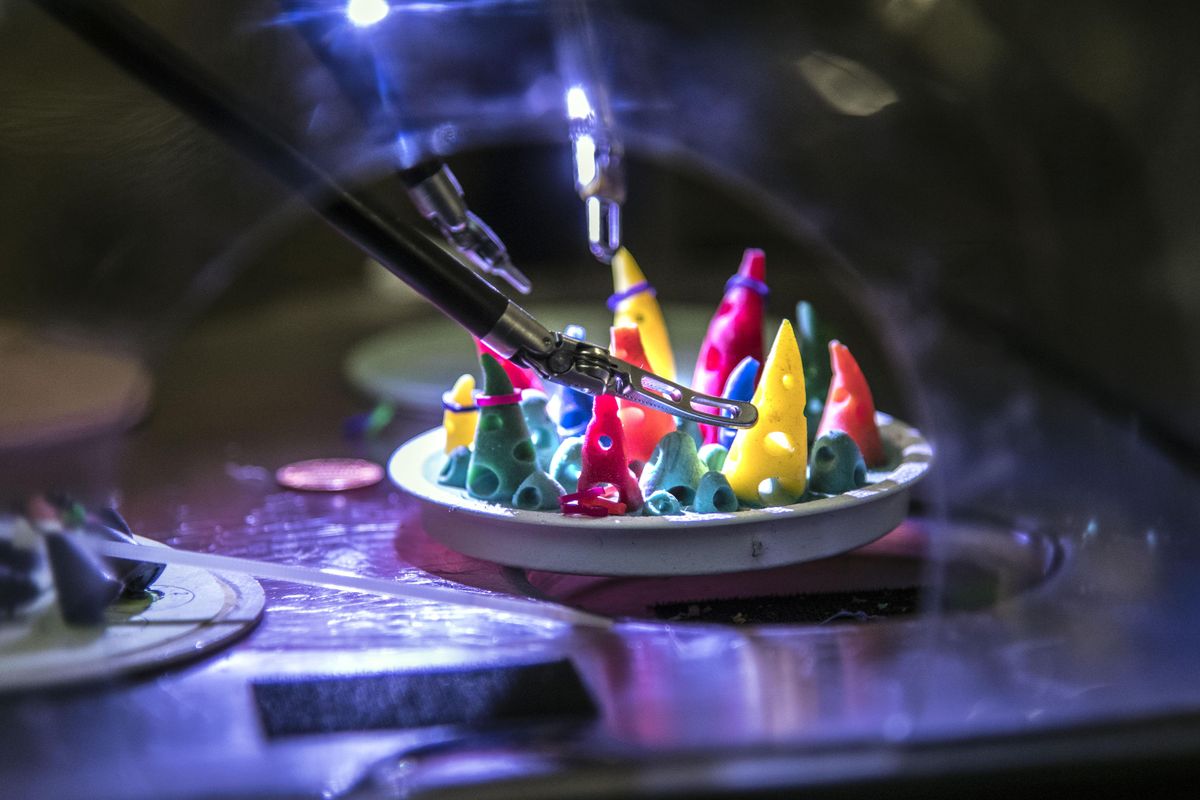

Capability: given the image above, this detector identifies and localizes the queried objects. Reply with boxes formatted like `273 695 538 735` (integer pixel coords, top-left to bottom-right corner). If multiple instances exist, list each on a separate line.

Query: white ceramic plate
389 414 933 576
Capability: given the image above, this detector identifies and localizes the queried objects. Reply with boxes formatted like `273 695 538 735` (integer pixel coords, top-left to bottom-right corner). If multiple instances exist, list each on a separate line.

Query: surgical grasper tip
586 196 621 265
494 257 533 295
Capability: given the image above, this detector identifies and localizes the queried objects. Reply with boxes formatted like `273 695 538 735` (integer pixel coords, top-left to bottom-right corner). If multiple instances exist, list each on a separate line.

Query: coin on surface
275 458 384 492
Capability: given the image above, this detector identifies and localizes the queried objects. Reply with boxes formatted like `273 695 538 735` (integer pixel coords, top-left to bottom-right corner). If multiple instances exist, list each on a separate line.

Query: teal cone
644 489 684 516
520 390 561 470
697 443 728 473
437 446 471 488
694 471 739 513
639 430 705 506
549 436 585 493
808 430 868 494
512 470 566 510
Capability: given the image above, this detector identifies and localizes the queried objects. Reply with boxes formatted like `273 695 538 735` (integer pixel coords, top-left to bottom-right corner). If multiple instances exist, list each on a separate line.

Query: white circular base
0 540 264 692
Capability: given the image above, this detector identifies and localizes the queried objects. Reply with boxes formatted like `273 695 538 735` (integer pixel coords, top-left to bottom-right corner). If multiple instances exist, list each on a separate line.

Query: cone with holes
437 446 471 488
814 340 885 467
520 390 560 471
611 325 678 464
474 337 544 393
722 319 808 505
549 436 585 493
465 354 538 504
694 470 739 514
639 430 705 507
610 248 677 380
512 470 566 510
809 430 868 494
578 394 643 513
692 248 768 444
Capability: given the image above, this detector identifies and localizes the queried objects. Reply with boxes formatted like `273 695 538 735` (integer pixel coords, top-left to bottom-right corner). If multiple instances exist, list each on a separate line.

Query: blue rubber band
606 282 655 312
441 391 478 413
724 274 769 297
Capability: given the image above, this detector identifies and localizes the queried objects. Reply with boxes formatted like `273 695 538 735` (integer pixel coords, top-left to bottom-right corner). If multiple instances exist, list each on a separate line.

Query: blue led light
346 0 389 28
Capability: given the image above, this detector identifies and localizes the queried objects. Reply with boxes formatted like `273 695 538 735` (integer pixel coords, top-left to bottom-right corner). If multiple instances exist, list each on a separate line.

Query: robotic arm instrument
28 0 756 429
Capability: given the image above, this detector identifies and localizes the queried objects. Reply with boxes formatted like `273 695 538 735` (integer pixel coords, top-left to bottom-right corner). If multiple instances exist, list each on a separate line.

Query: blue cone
549 385 593 439
437 446 471 488
694 471 739 513
512 470 566 510
520 390 561 470
809 429 868 494
547 325 595 438
639 430 705 506
718 355 760 449
549 436 585 493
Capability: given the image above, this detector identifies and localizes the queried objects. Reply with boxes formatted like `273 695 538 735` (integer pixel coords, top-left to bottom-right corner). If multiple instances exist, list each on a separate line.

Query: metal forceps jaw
615 360 758 428
517 332 759 429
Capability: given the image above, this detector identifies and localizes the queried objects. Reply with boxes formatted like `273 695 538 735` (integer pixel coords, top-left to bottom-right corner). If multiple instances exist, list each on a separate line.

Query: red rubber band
560 502 610 518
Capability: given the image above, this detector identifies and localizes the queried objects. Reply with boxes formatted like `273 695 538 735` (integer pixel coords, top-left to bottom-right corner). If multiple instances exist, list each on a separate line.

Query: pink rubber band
476 392 523 407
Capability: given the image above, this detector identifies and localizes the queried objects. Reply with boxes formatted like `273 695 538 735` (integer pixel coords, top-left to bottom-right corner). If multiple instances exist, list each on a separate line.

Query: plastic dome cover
3 0 1200 792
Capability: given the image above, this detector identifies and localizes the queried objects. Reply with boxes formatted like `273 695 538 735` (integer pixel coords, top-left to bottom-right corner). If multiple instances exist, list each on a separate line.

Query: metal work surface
3 288 1199 799
5 2 1200 796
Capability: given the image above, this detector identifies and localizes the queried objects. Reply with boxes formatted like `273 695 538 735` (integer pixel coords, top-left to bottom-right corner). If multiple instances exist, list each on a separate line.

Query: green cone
466 355 538 504
797 301 831 443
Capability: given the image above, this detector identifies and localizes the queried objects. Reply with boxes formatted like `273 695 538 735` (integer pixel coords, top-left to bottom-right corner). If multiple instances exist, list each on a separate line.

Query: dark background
2 0 1200 496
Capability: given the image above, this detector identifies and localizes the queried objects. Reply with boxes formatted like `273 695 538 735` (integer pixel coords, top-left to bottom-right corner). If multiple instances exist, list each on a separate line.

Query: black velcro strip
252 659 596 737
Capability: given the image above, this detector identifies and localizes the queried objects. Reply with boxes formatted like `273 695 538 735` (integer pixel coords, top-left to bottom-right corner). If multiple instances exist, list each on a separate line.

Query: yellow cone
611 248 677 381
722 320 808 504
442 373 478 453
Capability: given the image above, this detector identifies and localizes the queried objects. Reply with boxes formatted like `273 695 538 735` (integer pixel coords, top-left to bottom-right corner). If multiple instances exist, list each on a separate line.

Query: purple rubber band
606 281 656 312
724 274 769 297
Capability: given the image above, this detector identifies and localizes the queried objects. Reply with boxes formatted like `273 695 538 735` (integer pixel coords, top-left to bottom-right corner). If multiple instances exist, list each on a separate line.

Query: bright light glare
566 86 593 120
346 0 389 27
586 196 602 243
573 134 597 187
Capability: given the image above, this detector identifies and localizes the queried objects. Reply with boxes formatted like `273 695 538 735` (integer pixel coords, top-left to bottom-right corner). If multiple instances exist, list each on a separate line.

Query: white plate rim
389 412 932 533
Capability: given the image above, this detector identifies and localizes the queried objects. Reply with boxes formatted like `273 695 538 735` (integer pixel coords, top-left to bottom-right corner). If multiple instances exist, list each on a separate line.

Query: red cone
610 325 678 463
814 340 885 467
579 394 643 513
